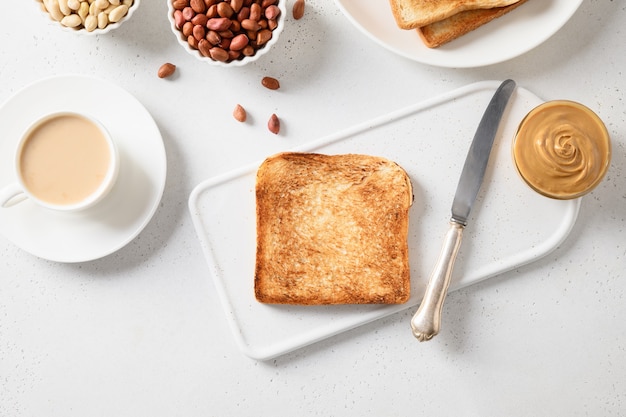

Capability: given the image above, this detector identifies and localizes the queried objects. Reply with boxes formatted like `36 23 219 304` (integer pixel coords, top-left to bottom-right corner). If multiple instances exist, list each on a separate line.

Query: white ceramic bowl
36 0 141 35
167 0 286 67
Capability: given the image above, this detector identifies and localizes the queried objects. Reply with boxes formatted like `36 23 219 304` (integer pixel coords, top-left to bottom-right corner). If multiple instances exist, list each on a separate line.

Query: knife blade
411 79 516 342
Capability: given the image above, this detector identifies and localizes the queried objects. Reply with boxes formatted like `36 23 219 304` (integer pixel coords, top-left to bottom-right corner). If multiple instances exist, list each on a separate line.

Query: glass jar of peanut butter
513 100 611 199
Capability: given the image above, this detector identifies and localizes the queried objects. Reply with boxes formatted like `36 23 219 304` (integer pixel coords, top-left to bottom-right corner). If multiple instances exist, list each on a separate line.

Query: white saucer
0 75 166 263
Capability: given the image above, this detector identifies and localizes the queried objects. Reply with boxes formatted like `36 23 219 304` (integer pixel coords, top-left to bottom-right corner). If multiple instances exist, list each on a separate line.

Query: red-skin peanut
157 63 177 78
229 33 249 50
292 0 304 20
233 104 247 122
207 4 218 17
182 6 196 20
182 21 194 37
174 10 185 28
209 47 230 62
206 17 232 31
190 0 206 13
268 114 280 135
261 0 277 7
218 29 234 38
198 38 212 56
264 5 280 20
219 37 231 49
230 0 243 13
217 2 234 17
188 35 199 49
241 18 260 31
193 24 206 41
173 0 189 10
237 6 250 21
191 13 208 25
261 76 280 90
256 29 272 45
249 3 262 20
206 30 221 45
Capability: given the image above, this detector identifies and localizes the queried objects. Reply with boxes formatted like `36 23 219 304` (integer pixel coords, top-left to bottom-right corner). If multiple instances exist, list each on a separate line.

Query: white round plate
334 0 583 68
0 75 166 263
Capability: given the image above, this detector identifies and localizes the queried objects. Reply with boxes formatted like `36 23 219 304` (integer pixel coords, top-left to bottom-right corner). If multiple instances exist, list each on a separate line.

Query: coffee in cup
0 111 119 211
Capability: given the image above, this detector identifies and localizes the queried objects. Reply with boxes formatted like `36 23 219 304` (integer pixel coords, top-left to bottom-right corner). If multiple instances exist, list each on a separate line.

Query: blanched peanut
97 11 108 28
95 0 110 10
84 14 97 30
61 13 82 27
44 0 64 21
58 0 71 15
108 4 129 22
67 0 81 10
78 2 89 20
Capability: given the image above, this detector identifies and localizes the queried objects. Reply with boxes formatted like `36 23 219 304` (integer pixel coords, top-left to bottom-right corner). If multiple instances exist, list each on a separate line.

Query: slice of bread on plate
417 0 528 48
389 0 521 29
254 152 413 305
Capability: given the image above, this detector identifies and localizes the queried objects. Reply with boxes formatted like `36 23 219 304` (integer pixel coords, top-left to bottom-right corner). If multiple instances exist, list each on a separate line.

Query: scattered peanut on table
233 104 247 122
261 76 280 90
292 0 304 20
267 113 280 134
158 63 177 78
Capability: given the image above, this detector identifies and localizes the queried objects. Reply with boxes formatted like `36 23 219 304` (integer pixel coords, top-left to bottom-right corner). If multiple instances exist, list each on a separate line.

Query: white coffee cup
0 111 119 212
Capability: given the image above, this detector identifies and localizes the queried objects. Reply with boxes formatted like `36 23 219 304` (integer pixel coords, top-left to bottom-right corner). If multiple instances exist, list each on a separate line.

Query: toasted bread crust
389 0 521 29
254 152 413 305
417 0 528 48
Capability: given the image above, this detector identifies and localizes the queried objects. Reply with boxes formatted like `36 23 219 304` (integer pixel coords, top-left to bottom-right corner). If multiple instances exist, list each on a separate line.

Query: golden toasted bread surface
254 152 413 305
389 0 521 29
417 0 528 47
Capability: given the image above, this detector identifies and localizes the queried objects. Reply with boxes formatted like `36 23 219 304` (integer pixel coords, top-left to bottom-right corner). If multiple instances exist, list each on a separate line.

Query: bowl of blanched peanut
36 0 140 34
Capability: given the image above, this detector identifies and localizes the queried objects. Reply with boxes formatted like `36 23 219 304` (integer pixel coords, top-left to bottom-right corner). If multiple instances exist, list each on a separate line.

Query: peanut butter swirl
513 101 610 199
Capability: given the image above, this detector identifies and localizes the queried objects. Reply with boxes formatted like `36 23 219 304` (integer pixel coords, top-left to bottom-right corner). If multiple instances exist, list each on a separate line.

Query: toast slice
417 0 528 48
389 0 521 29
254 152 413 305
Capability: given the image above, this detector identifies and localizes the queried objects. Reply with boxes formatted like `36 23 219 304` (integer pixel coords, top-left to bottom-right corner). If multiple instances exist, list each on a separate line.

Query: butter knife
411 79 516 342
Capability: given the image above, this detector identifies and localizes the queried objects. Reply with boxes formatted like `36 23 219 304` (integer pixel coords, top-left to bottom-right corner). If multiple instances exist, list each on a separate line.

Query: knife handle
411 221 464 342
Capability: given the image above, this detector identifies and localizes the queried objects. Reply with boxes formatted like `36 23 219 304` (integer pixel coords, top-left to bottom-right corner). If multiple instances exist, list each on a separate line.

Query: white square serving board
189 81 580 360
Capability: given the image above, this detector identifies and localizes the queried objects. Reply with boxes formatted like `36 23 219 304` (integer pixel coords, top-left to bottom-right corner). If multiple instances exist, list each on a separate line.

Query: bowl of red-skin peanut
168 0 286 66
36 0 140 35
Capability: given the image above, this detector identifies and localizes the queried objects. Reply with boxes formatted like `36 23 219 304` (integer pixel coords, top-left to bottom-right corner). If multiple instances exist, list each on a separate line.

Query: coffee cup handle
0 183 26 208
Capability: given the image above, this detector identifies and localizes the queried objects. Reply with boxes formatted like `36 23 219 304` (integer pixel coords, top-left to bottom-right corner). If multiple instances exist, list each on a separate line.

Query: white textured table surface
1 1 625 416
